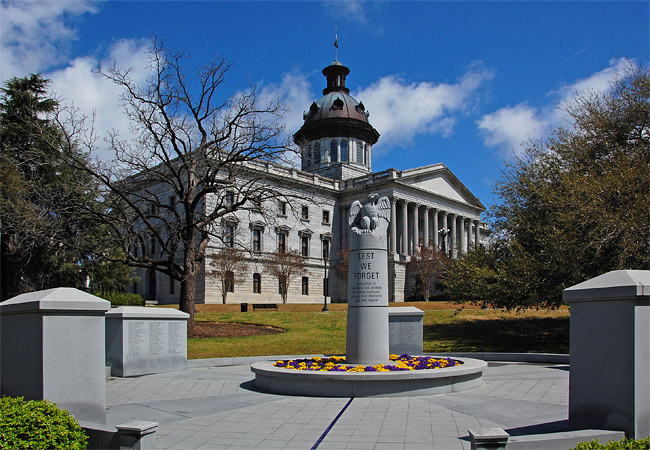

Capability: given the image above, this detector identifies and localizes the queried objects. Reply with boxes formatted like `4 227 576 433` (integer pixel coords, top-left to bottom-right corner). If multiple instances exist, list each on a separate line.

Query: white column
460 217 467 254
433 208 439 249
474 220 480 248
423 207 429 248
412 204 419 254
401 201 408 255
450 213 457 258
441 211 448 255
390 197 397 254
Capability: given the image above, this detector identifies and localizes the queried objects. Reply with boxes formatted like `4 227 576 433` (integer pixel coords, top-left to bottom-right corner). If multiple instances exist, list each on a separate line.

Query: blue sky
1 1 648 213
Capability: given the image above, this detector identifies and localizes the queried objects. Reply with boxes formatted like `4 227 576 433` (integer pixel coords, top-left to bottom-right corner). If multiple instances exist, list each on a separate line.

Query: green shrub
94 291 144 306
573 437 650 450
0 396 88 449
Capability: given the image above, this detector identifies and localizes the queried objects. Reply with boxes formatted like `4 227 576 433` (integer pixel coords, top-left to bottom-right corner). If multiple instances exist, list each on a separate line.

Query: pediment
398 165 483 209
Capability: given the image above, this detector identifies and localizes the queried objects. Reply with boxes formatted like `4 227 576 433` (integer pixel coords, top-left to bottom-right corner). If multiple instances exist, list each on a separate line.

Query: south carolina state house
146 59 487 305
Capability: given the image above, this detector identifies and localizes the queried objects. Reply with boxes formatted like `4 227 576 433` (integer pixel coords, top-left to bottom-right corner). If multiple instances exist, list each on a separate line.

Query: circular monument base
251 357 487 397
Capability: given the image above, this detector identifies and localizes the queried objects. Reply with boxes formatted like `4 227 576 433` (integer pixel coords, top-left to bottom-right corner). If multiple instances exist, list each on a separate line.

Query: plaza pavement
105 356 570 450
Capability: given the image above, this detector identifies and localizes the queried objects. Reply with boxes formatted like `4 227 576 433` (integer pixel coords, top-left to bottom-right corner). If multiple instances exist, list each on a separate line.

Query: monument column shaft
401 201 408 255
433 209 439 249
346 194 391 365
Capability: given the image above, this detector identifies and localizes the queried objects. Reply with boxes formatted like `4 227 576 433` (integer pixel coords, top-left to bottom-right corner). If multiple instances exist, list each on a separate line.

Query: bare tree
409 246 447 301
333 247 349 283
55 40 307 328
263 250 308 304
208 247 247 304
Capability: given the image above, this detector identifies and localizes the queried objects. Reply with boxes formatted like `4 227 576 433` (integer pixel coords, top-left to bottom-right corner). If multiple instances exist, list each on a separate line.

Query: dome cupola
293 61 380 180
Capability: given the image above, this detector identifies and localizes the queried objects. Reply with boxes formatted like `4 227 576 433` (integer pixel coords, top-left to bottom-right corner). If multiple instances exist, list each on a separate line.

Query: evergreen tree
0 74 104 299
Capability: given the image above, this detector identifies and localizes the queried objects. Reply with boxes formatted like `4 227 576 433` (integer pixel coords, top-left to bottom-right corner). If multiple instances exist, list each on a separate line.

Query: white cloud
477 105 548 157
478 58 632 157
0 0 100 82
260 72 313 136
47 39 152 160
354 67 493 152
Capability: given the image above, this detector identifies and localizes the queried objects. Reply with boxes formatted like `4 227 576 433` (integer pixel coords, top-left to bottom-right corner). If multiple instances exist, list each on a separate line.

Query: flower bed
273 354 463 372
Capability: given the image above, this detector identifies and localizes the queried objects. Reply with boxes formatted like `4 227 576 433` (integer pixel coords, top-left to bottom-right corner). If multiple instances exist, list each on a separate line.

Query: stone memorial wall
106 307 189 377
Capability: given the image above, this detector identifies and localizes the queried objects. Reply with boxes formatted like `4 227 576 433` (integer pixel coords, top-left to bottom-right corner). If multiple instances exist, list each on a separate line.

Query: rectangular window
253 273 261 294
301 206 309 220
224 190 234 205
322 240 330 260
278 201 287 216
302 277 309 295
278 278 286 295
323 277 329 297
133 280 138 294
225 271 234 293
322 210 330 224
169 275 175 295
252 228 262 252
301 236 310 257
149 235 156 256
278 232 287 253
225 224 235 247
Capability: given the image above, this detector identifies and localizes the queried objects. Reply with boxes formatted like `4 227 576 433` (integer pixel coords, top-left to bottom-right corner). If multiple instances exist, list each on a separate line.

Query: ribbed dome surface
303 92 369 123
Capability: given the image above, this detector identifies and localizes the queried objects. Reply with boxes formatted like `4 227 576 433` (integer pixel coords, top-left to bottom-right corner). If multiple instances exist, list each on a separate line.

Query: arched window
356 142 363 163
340 140 348 162
329 140 337 162
305 145 312 166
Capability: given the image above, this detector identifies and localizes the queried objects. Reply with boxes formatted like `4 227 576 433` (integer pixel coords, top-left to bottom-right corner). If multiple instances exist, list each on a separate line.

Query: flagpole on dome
334 25 338 62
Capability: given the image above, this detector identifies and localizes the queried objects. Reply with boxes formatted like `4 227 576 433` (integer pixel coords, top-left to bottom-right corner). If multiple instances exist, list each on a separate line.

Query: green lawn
187 302 569 359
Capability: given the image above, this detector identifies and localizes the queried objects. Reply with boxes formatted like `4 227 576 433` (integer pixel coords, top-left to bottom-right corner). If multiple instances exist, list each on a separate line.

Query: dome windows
340 140 348 162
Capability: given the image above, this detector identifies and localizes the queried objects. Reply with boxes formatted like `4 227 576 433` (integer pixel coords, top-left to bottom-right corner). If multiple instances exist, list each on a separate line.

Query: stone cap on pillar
106 306 190 320
0 287 110 314
563 270 650 303
388 307 424 317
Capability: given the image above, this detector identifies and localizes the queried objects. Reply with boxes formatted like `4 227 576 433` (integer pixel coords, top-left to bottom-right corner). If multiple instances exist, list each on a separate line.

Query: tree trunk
179 248 197 333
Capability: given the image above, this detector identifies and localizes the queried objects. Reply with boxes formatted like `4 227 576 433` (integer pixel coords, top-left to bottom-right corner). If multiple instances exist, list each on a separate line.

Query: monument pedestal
0 288 110 423
564 270 650 439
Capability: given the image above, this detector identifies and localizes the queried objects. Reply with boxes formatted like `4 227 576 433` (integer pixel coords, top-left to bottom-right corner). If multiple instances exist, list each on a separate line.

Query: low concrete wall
469 427 625 450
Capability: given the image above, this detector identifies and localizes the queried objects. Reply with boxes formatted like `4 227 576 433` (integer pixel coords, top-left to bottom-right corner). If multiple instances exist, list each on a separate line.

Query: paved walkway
105 358 569 449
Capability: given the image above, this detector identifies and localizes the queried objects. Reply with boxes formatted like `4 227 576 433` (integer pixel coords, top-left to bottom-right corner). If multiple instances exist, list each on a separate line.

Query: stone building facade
140 59 487 305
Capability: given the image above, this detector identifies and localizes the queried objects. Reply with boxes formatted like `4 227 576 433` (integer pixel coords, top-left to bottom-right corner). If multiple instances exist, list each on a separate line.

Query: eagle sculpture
349 194 390 234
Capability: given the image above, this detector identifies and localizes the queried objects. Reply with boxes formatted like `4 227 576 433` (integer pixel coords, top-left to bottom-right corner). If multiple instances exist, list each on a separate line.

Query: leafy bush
94 291 144 306
0 396 88 449
573 437 650 450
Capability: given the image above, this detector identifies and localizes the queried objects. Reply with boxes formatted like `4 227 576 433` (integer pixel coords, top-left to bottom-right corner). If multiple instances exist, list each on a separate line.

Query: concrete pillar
474 220 480 248
563 270 650 439
401 201 408 255
433 209 439 249
423 207 429 248
0 288 110 423
390 197 397 254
